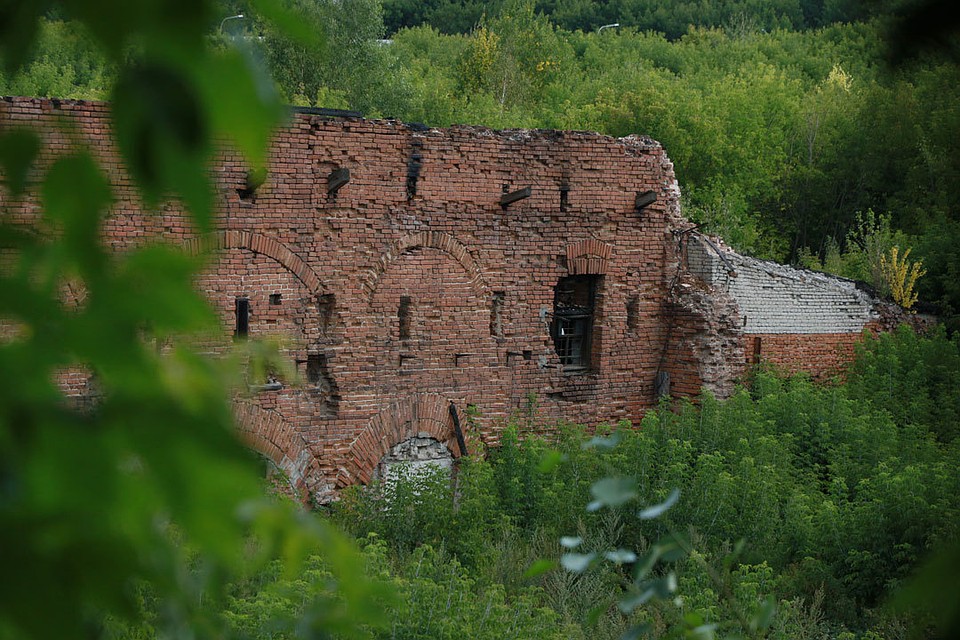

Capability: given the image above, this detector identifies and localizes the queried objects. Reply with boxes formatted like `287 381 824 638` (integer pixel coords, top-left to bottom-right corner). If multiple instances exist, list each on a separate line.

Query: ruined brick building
1 97 899 503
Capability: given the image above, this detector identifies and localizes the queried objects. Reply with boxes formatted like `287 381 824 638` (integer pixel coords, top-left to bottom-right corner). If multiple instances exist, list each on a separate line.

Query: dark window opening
551 275 598 371
235 298 250 338
560 185 570 212
269 293 282 305
398 295 412 340
490 291 505 337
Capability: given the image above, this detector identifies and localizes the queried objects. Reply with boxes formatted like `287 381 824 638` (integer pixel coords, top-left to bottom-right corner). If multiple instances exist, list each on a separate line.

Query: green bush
846 324 960 442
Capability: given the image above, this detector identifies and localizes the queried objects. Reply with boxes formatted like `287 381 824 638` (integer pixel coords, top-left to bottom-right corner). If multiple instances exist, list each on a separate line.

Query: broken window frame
551 275 599 372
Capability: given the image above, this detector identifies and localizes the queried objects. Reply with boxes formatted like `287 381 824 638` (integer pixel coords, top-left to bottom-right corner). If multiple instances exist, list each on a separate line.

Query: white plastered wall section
686 235 879 334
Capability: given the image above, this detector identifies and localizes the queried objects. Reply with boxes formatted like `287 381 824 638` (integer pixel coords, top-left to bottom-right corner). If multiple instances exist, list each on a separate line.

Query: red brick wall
2 96 881 502
744 332 865 381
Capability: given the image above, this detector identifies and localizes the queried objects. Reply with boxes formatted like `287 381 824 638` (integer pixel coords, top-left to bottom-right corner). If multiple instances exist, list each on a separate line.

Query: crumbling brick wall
1 96 899 502
684 234 887 380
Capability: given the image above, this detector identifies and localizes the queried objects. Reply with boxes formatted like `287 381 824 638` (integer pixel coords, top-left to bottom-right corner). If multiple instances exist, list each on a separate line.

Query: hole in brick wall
373 436 453 486
398 295 412 340
490 291 505 337
269 293 282 306
560 185 570 212
306 353 327 385
237 168 265 203
327 167 350 196
406 140 423 199
235 298 250 338
317 293 335 335
550 275 599 372
305 353 340 415
655 370 671 399
626 295 639 332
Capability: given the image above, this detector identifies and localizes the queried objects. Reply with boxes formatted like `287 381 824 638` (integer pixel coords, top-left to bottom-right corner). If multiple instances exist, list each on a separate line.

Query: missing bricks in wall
237 169 265 203
560 184 570 212
317 294 335 336
490 291 505 338
627 295 639 332
305 353 340 415
634 190 657 212
269 293 282 306
327 167 350 195
306 353 326 385
398 295 412 340
406 139 423 199
654 370 671 398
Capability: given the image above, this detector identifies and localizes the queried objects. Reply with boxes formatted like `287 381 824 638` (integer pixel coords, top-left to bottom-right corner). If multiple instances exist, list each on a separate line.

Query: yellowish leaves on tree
458 26 501 92
880 246 926 309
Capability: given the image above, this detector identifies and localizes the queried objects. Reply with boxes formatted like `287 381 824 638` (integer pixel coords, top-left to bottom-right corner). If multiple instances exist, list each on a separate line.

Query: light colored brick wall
687 235 878 334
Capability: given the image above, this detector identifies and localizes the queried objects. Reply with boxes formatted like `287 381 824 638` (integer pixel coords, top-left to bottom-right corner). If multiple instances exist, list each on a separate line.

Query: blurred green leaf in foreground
0 1 388 638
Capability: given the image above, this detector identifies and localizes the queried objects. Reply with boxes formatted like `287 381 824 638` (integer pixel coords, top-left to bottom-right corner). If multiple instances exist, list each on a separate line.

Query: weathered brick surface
1 96 896 502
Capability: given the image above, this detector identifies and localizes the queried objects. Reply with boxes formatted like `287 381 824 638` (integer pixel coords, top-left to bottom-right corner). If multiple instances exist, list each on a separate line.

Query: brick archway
339 394 467 486
186 230 328 297
362 231 489 301
233 402 329 505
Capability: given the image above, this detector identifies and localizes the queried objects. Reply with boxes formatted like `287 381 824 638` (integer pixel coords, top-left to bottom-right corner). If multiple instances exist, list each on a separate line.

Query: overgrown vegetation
321 327 960 639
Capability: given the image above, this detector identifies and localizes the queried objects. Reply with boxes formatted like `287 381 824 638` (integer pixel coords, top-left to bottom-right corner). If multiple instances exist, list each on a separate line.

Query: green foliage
846 324 960 442
248 0 415 115
0 17 113 98
0 1 389 638
381 0 902 37
915 215 960 331
363 540 579 639
332 458 507 571
799 210 907 294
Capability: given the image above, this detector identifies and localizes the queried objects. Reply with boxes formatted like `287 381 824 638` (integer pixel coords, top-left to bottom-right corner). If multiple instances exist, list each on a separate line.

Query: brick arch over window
233 402 328 505
362 231 489 301
566 239 613 275
185 231 328 297
339 394 466 486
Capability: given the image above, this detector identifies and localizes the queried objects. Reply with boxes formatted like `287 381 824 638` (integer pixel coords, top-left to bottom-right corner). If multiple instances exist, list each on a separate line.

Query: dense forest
2 1 959 639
